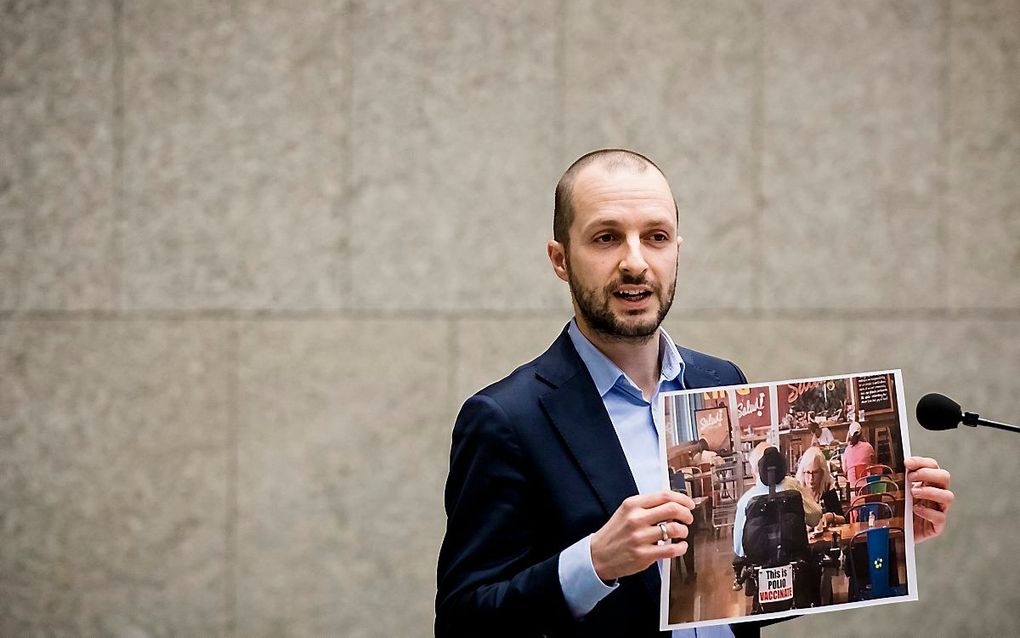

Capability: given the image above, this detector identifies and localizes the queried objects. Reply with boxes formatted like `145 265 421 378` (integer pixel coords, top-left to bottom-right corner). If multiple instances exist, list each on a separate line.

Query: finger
644 521 688 545
623 490 695 511
913 503 947 528
904 456 940 471
637 501 694 527
907 467 951 489
651 540 688 561
911 485 955 510
641 521 687 546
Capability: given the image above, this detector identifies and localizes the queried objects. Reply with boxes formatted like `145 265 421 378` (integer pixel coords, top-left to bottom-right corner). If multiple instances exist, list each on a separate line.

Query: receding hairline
559 148 664 206
553 148 676 244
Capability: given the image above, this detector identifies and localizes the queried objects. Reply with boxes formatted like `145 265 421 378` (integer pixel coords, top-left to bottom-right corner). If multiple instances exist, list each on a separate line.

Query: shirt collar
567 318 686 398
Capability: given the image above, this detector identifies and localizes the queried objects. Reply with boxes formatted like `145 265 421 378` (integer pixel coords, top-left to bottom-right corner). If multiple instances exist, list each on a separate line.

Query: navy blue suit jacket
436 325 762 637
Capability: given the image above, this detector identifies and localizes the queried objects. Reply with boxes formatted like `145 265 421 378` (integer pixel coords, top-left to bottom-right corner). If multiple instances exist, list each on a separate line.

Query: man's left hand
905 456 954 544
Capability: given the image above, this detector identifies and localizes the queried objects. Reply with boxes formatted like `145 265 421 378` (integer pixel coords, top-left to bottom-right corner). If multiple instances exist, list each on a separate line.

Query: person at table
842 421 876 486
795 446 845 527
807 422 835 447
733 442 822 558
669 438 706 470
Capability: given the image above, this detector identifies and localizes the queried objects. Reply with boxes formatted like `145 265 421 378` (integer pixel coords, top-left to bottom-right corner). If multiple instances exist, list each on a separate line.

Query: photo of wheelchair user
732 443 830 613
661 373 925 629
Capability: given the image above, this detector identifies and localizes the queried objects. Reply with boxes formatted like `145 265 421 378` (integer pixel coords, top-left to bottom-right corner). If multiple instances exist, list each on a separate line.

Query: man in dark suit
436 150 954 637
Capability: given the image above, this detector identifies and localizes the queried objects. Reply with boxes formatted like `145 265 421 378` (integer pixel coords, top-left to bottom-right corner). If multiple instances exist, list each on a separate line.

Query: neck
574 316 662 400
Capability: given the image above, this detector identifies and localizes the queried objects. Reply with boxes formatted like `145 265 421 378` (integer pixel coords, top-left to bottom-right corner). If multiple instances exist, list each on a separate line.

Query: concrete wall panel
236 319 450 636
348 2 563 312
761 1 945 310
0 320 231 636
121 1 348 310
0 1 115 310
946 0 1020 309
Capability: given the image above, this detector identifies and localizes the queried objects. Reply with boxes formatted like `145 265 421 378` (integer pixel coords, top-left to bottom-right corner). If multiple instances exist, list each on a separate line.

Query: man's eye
595 234 615 243
650 233 669 242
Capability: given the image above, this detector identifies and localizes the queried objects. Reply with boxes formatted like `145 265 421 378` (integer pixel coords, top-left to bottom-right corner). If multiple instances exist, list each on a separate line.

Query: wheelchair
732 447 840 614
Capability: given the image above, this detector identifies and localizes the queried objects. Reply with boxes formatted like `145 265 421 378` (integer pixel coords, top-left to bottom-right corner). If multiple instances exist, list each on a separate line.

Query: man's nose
618 236 649 276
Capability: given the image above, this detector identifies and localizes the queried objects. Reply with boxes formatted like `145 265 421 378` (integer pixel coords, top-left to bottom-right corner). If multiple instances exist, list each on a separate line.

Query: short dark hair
553 148 677 245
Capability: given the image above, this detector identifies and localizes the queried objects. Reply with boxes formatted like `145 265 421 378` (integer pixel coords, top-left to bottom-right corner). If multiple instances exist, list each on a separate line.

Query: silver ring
658 522 669 543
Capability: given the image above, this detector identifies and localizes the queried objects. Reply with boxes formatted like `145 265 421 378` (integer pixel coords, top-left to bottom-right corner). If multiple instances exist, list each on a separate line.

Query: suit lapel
540 373 638 517
679 348 725 389
535 327 662 599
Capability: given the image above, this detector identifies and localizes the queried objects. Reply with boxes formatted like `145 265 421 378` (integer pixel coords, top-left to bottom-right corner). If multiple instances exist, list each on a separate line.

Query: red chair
845 462 870 487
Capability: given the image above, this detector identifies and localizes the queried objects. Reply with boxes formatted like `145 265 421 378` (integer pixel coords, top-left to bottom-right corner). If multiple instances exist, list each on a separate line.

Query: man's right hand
590 490 695 583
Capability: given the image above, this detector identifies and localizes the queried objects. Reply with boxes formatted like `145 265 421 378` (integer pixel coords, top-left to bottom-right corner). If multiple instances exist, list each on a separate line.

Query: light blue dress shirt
558 320 734 638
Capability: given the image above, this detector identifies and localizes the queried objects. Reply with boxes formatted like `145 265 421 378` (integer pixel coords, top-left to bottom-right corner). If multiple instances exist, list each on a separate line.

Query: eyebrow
582 215 676 230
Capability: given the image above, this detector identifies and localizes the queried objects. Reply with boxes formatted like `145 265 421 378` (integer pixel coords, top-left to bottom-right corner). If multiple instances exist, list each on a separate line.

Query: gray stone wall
2 1 1017 636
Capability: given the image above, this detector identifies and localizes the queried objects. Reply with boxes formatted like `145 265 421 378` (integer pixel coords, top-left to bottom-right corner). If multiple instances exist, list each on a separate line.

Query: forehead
569 164 675 228
804 453 824 468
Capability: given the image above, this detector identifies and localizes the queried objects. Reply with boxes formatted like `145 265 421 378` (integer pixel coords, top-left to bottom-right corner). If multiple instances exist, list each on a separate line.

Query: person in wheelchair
732 443 825 613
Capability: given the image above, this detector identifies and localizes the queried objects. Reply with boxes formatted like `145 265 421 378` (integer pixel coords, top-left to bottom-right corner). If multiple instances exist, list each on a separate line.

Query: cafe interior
663 374 909 624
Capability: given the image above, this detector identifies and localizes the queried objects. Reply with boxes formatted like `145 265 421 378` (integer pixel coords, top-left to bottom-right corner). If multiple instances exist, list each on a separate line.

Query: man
436 149 954 637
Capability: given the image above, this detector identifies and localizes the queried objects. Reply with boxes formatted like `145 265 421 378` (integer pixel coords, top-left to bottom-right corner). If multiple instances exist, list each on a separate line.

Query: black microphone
916 393 1019 434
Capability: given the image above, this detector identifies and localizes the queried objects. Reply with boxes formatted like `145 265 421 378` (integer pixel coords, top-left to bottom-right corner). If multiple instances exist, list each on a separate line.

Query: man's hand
590 491 694 583
905 456 954 544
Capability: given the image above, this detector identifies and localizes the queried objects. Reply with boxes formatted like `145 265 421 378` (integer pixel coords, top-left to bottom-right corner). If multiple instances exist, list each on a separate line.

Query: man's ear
547 240 569 283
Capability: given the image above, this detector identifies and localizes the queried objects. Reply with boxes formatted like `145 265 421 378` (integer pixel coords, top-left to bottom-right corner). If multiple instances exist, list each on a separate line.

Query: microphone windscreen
916 393 962 431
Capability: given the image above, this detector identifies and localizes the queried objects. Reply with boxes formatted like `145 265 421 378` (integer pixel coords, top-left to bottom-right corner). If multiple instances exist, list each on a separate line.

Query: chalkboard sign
855 374 894 415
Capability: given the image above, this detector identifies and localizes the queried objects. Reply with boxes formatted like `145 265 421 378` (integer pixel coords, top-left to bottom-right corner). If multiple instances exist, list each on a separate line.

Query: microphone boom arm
962 411 1020 433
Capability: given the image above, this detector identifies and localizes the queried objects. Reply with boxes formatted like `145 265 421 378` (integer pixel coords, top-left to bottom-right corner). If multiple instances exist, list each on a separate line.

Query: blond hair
795 446 833 499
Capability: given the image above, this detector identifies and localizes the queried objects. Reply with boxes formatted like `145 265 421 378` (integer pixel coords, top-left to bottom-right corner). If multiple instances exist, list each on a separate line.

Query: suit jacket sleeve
436 393 575 637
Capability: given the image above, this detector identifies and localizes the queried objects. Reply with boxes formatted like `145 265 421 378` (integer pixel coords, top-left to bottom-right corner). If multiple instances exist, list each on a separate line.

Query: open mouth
613 289 653 302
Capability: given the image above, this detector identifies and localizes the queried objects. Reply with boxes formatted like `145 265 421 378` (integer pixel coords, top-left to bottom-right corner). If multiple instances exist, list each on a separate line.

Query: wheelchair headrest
758 446 787 487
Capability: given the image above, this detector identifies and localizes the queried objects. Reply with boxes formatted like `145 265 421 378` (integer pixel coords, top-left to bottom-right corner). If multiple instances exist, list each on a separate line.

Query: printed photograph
659 371 916 631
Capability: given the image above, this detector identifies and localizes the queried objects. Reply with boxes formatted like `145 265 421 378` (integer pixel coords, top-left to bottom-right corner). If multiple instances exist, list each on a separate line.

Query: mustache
606 274 659 290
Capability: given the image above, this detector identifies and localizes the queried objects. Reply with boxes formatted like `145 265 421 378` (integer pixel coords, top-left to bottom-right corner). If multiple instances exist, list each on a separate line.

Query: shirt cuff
558 534 618 619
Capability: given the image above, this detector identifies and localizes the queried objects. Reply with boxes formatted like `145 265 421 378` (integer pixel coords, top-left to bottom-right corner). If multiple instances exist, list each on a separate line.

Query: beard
566 259 676 344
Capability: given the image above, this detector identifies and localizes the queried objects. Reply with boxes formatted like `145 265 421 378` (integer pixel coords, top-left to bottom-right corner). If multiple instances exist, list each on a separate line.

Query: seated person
668 438 704 469
807 421 836 447
671 438 722 471
733 442 822 558
817 426 835 446
692 438 725 468
795 446 845 527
